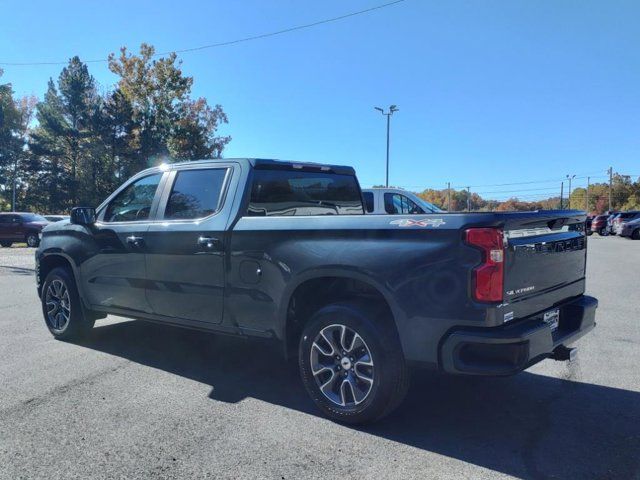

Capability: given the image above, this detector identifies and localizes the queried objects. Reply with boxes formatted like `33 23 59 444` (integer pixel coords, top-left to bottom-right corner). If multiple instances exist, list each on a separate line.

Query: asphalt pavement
0 236 638 479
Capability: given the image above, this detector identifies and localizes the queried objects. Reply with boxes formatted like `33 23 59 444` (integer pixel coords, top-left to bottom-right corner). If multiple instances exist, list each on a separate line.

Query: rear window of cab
247 169 364 216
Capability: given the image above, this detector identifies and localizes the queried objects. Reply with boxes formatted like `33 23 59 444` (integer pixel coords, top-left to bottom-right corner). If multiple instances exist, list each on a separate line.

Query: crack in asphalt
0 362 129 419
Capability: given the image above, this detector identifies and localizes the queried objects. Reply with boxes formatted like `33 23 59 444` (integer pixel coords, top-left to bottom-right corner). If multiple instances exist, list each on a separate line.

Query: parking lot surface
0 237 639 479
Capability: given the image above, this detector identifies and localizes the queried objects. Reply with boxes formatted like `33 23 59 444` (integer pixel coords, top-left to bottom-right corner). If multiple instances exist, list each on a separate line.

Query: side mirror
70 207 96 226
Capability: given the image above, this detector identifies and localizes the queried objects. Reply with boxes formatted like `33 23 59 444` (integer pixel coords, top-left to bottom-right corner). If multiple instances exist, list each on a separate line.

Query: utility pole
565 174 576 209
607 166 613 212
560 181 564 209
466 186 471 212
11 157 17 211
374 105 399 187
447 182 451 212
586 176 590 212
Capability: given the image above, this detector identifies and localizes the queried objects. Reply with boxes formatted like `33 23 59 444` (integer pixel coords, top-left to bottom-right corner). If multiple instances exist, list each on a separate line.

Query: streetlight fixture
566 174 576 209
374 105 399 187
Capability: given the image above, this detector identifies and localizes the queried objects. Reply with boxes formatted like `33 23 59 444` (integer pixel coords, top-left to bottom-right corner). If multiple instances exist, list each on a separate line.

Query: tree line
0 43 230 213
417 174 640 214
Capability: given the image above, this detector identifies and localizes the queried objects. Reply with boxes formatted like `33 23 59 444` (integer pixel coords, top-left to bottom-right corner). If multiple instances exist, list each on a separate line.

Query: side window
363 192 375 213
384 193 424 214
103 173 163 222
163 168 228 220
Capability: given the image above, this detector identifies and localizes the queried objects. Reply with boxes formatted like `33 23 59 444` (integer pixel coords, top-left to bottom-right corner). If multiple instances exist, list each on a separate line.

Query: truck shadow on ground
76 319 639 480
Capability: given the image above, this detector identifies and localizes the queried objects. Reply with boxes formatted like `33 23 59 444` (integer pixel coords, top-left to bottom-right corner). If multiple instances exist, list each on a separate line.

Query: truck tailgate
502 212 587 307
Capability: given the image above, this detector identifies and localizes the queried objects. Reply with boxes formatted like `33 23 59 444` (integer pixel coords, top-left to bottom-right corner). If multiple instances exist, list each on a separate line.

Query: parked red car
590 214 610 236
0 212 49 247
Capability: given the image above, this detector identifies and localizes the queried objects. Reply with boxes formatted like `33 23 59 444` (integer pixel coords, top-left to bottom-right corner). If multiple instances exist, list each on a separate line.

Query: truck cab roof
141 158 356 176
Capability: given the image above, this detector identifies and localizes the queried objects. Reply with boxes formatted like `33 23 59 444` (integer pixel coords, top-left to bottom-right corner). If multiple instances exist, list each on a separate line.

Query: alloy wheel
45 279 71 332
310 324 375 407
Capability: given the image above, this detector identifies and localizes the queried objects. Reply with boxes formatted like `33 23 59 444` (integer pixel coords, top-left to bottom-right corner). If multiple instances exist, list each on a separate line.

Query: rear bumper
440 295 597 375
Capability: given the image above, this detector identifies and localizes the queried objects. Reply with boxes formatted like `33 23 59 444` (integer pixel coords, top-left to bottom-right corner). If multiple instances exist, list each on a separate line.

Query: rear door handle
197 236 220 249
126 235 145 248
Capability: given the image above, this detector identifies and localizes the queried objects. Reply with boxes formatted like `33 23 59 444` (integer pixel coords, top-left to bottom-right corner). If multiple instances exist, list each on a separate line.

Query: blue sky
1 0 638 199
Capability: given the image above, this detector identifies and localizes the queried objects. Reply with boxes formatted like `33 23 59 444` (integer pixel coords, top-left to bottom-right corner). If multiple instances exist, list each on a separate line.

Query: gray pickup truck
36 158 597 424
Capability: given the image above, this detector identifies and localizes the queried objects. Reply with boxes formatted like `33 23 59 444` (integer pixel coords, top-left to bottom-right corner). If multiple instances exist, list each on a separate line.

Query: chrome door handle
126 235 145 248
197 236 219 249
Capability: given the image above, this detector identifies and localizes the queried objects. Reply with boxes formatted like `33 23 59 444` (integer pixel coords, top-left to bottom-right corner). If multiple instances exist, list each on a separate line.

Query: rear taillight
465 228 504 303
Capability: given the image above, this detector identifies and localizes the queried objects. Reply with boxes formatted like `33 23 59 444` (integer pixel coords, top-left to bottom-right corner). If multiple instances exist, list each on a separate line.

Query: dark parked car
44 215 70 223
0 212 49 247
585 215 593 235
620 217 640 239
590 214 610 235
35 159 598 424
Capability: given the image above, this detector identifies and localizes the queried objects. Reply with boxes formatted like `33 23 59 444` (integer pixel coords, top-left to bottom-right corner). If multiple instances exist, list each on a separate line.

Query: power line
395 172 639 192
451 173 607 189
0 0 407 66
475 186 563 195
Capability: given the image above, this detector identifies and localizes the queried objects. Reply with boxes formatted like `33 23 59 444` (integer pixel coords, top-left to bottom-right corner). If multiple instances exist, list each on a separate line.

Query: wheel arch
279 269 404 360
38 252 82 298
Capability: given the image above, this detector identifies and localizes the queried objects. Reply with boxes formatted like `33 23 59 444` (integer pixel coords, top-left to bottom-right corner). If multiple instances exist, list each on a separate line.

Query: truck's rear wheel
299 302 408 424
41 267 94 340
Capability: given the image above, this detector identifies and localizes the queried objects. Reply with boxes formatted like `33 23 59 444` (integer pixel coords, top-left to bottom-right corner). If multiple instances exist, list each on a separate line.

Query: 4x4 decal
390 218 446 228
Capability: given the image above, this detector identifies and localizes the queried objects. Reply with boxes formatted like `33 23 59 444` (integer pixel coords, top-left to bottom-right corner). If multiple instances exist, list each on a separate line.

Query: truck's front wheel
298 302 408 424
41 267 94 340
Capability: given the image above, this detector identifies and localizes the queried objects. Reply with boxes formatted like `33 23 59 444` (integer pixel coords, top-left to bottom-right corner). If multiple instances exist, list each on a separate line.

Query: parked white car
361 188 444 214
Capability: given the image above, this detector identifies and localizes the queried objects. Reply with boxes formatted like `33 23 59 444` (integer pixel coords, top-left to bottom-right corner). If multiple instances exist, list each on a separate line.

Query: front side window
247 169 363 216
163 168 228 220
384 193 424 214
103 173 163 222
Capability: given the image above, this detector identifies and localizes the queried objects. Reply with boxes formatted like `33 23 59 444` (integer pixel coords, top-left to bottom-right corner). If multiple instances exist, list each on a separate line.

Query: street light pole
586 176 590 212
566 174 576 209
374 105 398 187
607 166 613 212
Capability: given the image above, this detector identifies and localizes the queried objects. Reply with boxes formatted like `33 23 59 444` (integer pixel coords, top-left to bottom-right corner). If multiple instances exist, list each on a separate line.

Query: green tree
28 57 101 211
107 43 230 166
0 70 36 211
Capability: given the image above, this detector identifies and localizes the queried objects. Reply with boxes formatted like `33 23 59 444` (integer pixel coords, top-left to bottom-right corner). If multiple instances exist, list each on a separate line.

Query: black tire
299 301 409 424
26 232 39 248
41 267 95 340
632 229 640 240
599 227 607 236
0 241 12 247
